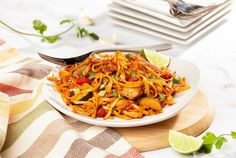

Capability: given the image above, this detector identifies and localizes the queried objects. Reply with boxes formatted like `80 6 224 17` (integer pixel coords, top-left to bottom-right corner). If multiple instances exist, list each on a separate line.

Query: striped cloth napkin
0 41 142 158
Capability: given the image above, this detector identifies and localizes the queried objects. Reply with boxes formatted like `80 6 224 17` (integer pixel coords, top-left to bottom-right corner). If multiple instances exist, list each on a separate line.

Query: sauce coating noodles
48 52 190 120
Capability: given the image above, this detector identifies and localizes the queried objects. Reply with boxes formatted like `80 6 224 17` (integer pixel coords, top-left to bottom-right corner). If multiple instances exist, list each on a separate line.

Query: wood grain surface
114 91 213 152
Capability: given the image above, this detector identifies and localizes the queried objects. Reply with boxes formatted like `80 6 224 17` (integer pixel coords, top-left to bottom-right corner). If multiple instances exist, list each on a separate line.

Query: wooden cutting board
114 91 213 152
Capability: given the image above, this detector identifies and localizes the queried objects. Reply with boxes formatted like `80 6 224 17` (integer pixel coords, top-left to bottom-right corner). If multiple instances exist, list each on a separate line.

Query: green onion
130 71 136 78
159 93 166 102
152 75 157 79
98 90 106 97
119 95 124 99
114 76 119 81
112 89 118 98
88 72 95 79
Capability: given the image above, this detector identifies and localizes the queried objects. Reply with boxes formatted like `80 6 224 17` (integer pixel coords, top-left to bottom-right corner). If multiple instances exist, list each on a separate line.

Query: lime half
168 130 203 154
140 49 170 68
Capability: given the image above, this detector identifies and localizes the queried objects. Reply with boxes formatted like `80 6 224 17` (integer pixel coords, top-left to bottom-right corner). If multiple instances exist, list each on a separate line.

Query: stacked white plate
108 0 231 45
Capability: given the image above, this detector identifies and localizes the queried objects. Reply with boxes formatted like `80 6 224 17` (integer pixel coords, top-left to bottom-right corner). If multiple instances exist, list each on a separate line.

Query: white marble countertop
1 0 236 157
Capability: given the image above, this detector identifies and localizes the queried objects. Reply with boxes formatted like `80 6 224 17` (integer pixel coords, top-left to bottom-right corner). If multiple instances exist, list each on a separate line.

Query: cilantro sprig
200 131 236 153
0 18 99 43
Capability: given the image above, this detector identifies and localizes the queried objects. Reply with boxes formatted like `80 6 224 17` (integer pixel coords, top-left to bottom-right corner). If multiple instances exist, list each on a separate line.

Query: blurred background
0 0 235 57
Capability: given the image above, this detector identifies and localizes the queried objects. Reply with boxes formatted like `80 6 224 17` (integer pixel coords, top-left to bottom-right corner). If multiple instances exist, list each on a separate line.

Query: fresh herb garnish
76 26 99 40
152 75 157 79
130 71 136 78
112 89 118 98
60 19 74 25
159 93 166 102
98 90 106 97
33 20 47 34
88 32 99 40
125 53 133 58
231 131 236 138
42 35 60 43
172 78 180 84
200 131 236 153
0 19 99 43
114 76 119 81
119 95 124 99
88 72 95 79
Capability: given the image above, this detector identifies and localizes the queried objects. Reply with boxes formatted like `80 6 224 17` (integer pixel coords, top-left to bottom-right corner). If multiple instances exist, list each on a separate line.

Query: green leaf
130 71 136 78
231 131 236 139
199 131 236 154
200 144 214 153
98 90 106 97
215 136 227 149
88 72 95 79
33 20 47 34
112 89 118 98
76 26 89 38
202 132 217 145
42 36 59 43
172 78 180 84
159 93 166 102
88 32 99 40
60 19 74 25
80 28 88 37
125 53 133 58
200 132 217 153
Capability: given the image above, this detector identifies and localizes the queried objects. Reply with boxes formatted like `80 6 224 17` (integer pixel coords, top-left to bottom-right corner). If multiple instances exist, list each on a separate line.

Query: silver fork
38 43 173 66
167 0 220 19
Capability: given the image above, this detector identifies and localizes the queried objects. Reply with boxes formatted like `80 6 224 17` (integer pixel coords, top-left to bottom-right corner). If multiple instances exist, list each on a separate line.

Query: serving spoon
38 43 173 66
167 0 220 19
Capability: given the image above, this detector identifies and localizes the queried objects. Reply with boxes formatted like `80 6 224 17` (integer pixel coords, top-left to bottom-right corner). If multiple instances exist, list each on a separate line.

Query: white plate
112 0 228 27
43 57 200 127
109 2 230 38
110 10 229 45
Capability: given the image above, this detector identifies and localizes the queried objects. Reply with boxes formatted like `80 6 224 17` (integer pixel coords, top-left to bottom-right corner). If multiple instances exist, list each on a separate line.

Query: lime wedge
140 49 170 68
168 130 203 154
